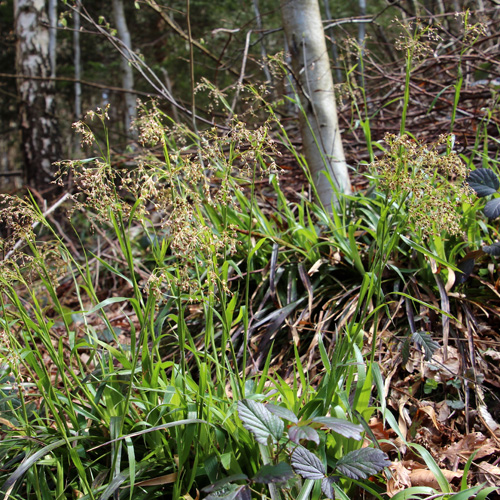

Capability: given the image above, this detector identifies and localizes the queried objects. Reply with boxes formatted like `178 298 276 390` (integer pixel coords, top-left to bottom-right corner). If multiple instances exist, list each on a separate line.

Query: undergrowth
0 11 499 500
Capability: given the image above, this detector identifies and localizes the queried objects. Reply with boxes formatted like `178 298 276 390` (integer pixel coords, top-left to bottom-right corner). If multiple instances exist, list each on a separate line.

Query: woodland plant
0 99 391 500
1 11 498 499
201 399 390 500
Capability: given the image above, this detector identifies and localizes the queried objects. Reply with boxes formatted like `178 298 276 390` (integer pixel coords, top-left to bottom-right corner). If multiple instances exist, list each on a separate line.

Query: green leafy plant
202 399 390 499
454 167 500 282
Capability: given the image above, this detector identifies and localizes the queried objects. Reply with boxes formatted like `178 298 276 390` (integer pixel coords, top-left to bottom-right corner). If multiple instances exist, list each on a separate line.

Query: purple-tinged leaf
483 242 500 256
456 258 475 284
321 477 335 499
266 403 298 423
252 462 294 484
484 198 500 219
291 446 326 480
288 425 320 446
237 399 283 445
412 331 439 361
335 448 391 480
467 168 499 197
311 417 363 440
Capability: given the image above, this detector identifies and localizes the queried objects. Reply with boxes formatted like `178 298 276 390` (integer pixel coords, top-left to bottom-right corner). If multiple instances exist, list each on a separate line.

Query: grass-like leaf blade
335 448 391 480
291 446 326 480
467 168 499 197
237 399 284 445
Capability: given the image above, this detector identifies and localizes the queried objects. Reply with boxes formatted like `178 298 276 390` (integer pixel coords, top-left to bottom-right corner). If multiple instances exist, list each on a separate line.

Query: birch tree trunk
48 0 56 77
322 0 342 83
14 0 61 188
281 0 351 210
111 0 137 138
73 1 82 156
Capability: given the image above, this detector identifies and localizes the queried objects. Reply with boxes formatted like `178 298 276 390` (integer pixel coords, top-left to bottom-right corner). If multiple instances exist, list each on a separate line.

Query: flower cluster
372 134 473 237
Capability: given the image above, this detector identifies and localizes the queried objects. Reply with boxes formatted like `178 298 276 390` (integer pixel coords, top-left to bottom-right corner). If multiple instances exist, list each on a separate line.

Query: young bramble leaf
205 484 251 500
202 474 249 495
237 399 284 445
321 477 335 499
483 242 500 256
456 258 475 284
291 446 326 480
467 168 499 197
412 331 439 361
483 198 500 219
266 403 299 423
311 417 363 440
288 424 320 446
252 462 294 484
335 448 391 480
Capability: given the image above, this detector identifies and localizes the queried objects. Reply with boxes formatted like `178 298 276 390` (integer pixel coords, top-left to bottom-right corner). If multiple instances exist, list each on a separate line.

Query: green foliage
2 5 500 498
199 399 389 499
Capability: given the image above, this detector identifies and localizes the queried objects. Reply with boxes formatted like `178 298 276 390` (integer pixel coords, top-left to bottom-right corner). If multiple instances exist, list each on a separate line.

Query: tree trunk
280 0 351 211
14 0 62 189
48 0 56 77
111 0 137 139
322 0 342 83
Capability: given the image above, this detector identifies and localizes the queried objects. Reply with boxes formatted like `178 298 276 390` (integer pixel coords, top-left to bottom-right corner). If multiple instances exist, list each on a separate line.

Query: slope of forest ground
1 4 500 500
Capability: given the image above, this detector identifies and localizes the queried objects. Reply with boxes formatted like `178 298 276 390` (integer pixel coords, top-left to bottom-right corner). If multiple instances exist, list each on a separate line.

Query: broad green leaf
252 462 294 484
335 448 390 480
312 417 363 440
266 403 298 423
411 331 439 361
291 446 326 480
467 168 499 197
237 399 284 445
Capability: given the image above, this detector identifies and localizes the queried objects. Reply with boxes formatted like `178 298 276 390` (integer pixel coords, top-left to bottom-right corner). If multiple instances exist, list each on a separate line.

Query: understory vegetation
1 8 500 500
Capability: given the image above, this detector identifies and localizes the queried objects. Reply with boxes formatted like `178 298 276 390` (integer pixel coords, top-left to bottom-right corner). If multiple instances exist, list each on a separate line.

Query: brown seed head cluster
372 134 473 238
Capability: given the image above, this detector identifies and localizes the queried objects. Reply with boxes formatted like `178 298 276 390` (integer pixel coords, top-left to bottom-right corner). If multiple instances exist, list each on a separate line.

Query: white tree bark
280 0 351 210
322 0 342 83
73 1 81 120
48 0 56 77
14 0 61 187
111 0 137 138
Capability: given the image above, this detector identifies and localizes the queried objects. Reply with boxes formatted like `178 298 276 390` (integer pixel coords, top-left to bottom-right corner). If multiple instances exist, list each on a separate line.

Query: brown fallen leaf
386 461 412 497
410 468 461 489
441 432 499 463
476 461 500 492
135 472 178 486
